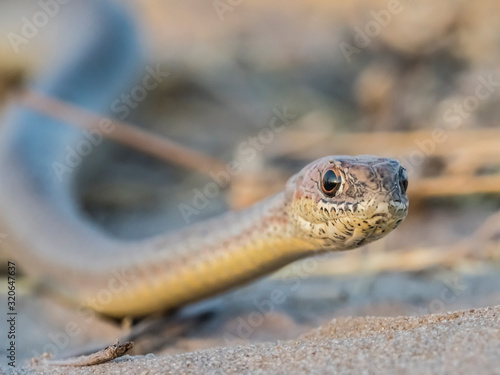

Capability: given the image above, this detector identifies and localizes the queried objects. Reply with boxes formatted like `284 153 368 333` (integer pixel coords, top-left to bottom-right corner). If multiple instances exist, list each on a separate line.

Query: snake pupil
322 169 341 196
399 167 408 194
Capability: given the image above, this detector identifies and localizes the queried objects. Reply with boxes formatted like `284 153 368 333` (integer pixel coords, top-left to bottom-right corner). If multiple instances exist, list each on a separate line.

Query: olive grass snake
0 0 408 317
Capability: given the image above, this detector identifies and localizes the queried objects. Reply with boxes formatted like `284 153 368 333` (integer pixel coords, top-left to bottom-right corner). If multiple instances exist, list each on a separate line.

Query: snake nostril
398 167 408 194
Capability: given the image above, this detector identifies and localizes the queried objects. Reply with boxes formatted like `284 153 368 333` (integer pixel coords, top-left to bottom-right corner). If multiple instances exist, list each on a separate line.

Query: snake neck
88 193 314 317
138 192 314 271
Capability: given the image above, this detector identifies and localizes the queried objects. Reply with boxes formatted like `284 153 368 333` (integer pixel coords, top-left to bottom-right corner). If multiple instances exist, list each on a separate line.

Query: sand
5 305 498 375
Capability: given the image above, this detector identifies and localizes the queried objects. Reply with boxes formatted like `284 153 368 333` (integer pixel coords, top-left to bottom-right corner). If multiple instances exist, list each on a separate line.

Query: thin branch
31 341 134 367
409 175 500 197
17 90 227 176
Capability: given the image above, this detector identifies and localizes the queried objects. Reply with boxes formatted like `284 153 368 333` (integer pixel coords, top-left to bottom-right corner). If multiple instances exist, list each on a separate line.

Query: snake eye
321 169 341 196
399 167 408 194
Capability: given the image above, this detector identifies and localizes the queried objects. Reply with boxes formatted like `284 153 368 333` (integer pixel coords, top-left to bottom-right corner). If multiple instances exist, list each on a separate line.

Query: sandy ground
6 305 499 375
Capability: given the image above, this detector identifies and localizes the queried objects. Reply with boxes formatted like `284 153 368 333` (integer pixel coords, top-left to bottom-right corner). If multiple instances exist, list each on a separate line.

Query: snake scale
0 1 408 317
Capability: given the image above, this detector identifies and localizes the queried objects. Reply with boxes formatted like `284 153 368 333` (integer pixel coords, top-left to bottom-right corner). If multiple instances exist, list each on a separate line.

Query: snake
0 1 409 318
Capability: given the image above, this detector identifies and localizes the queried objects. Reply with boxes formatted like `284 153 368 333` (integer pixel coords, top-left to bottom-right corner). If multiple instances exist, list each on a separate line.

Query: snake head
285 155 409 251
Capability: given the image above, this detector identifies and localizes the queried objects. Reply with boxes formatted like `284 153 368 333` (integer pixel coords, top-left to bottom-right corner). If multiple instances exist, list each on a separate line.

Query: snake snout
398 166 409 194
386 166 409 212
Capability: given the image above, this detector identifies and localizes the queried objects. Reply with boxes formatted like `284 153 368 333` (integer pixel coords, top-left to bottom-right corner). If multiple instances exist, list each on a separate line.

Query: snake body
0 1 408 317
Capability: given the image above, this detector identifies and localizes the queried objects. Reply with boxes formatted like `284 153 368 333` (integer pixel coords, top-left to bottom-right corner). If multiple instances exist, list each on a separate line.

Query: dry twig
18 90 227 176
31 341 134 367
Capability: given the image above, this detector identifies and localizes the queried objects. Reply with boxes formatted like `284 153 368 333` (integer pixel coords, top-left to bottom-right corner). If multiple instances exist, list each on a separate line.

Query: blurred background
1 0 500 364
